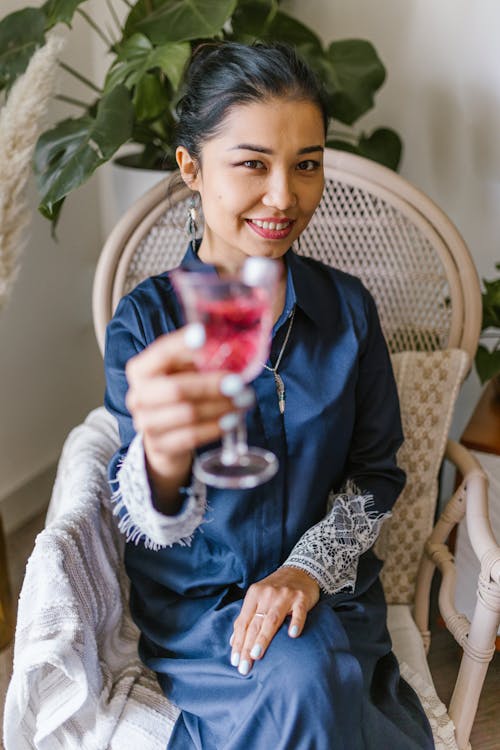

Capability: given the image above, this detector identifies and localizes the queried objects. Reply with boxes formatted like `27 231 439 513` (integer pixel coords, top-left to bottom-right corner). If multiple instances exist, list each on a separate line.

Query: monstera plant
475 263 500 390
0 0 403 228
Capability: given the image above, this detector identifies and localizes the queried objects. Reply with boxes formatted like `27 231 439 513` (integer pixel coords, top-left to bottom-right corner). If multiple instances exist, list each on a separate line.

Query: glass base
193 447 279 489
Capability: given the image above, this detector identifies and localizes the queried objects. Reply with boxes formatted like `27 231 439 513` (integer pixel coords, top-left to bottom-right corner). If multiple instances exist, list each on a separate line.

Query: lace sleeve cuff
282 481 390 595
111 433 207 550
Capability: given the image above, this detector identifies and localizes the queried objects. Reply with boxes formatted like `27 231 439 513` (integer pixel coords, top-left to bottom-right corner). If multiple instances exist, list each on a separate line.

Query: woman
105 42 434 749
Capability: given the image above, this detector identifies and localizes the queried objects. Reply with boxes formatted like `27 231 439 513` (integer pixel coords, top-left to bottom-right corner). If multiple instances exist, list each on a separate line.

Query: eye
240 160 265 169
297 159 321 171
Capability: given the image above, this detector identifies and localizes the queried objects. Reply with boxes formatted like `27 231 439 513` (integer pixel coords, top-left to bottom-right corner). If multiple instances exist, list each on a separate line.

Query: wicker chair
5 150 500 750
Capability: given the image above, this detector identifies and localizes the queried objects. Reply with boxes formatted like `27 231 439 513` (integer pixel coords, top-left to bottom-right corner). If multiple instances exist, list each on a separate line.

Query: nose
262 170 297 211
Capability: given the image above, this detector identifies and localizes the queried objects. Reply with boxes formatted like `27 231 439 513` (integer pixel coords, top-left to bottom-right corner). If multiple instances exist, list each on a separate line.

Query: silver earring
186 193 199 251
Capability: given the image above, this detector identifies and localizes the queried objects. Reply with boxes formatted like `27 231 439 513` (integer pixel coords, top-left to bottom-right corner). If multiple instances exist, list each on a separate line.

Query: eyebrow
229 144 324 155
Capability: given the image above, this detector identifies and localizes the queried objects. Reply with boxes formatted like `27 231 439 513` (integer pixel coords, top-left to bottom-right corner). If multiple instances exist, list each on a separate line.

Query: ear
176 146 201 191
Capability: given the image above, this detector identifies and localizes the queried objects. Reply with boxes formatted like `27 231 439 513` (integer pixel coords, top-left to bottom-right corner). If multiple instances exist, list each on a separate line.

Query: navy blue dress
104 246 434 749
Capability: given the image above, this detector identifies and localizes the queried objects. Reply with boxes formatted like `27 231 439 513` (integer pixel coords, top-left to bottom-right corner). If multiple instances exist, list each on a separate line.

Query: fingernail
229 633 234 647
184 323 205 349
232 387 255 410
250 644 262 659
289 625 299 637
219 412 240 431
220 374 244 397
231 651 240 667
238 659 250 676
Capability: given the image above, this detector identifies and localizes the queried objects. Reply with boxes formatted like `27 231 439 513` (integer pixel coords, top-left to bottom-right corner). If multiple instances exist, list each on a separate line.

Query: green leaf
0 8 46 92
327 128 402 171
105 34 189 92
126 0 237 44
358 128 402 170
325 39 386 125
133 72 170 121
475 345 500 384
230 0 279 40
42 0 90 29
34 85 134 223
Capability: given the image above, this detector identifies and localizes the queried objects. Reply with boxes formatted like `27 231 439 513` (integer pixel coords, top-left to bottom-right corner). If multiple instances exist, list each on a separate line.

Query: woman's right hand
125 323 251 510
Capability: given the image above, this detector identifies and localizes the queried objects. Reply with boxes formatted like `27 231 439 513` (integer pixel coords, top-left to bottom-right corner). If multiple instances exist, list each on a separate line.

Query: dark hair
175 42 329 164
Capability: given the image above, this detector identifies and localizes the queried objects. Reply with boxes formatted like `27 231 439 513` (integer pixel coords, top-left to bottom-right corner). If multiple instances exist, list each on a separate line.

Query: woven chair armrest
445 440 500 583
414 440 500 750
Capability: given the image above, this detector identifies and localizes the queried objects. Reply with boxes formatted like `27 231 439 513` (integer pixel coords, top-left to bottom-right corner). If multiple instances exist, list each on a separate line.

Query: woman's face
177 97 325 274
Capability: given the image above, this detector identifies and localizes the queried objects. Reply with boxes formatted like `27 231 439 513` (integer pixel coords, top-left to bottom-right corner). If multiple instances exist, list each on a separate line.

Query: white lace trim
111 433 207 550
399 662 458 750
283 480 390 595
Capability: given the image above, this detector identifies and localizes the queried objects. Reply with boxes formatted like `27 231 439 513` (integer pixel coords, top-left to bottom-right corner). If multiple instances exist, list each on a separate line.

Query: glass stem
221 414 248 465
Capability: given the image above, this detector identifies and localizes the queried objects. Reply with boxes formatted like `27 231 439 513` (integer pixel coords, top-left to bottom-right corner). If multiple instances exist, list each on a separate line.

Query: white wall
0 1 105 530
288 0 500 446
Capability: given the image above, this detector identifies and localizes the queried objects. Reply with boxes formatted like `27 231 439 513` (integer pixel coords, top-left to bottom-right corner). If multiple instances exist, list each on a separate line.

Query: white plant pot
110 158 173 223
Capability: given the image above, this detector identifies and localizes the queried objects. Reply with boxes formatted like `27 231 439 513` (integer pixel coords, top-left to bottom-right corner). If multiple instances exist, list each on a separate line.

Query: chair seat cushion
387 605 458 750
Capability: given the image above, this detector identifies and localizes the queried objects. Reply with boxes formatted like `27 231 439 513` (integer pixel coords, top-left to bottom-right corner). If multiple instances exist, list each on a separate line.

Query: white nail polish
231 652 240 667
238 659 250 676
184 323 205 349
250 644 262 659
219 412 240 431
220 374 244 397
289 625 299 637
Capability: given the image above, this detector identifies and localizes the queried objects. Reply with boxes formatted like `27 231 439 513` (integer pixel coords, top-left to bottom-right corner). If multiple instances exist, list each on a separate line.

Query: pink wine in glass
191 288 272 381
172 258 280 489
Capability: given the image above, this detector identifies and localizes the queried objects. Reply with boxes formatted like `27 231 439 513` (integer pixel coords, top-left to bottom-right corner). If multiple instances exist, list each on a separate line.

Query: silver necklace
263 307 295 414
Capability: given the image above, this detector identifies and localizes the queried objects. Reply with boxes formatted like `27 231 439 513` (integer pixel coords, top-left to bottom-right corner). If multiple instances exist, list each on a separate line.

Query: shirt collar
178 243 324 328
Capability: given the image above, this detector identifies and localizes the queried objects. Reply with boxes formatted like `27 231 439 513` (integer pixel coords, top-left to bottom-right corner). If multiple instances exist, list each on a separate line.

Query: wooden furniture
454 380 500 647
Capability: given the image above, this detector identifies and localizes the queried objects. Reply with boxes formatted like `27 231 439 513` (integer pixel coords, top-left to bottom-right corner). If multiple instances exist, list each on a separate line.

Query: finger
241 607 286 671
126 324 205 381
230 590 261 670
232 611 265 675
131 395 232 434
126 374 234 417
148 419 226 458
288 598 308 638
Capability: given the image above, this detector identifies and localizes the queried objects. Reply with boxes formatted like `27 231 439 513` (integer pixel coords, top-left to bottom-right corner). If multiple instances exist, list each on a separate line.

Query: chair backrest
93 149 482 362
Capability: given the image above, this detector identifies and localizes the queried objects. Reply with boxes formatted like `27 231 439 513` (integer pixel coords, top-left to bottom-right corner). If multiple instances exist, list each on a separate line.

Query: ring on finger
254 612 266 619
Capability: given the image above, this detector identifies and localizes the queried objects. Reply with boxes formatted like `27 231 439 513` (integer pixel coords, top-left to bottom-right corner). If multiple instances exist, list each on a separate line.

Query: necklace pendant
274 372 286 414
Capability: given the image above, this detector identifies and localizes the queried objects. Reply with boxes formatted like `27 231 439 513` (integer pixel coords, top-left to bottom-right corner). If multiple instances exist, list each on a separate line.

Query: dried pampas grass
0 35 65 310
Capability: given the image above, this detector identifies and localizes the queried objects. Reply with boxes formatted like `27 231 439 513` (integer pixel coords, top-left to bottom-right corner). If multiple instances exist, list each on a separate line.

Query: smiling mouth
246 218 295 239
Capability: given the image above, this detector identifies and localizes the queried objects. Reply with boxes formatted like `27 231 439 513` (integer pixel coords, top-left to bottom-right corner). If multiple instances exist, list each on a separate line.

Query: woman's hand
125 323 252 510
230 567 320 675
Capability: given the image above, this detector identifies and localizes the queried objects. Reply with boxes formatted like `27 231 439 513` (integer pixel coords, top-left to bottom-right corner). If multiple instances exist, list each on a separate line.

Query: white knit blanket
3 406 457 750
3 407 177 750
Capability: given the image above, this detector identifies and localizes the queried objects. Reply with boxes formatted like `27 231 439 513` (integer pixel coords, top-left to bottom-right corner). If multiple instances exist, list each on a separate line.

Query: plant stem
119 0 133 8
59 61 102 93
56 93 89 108
106 0 122 34
77 8 114 48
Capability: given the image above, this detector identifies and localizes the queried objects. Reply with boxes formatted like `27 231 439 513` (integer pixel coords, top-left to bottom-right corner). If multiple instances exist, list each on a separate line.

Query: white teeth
251 219 290 230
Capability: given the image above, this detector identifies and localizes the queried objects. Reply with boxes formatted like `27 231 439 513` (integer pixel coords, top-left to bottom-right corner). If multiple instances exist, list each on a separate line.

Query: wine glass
171 257 281 489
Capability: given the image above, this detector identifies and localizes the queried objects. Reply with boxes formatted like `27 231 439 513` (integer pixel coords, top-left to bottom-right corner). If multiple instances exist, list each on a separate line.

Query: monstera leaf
0 9 46 92
475 345 500 384
42 0 90 29
105 33 190 93
323 39 386 125
124 0 237 43
328 128 402 171
34 85 134 225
